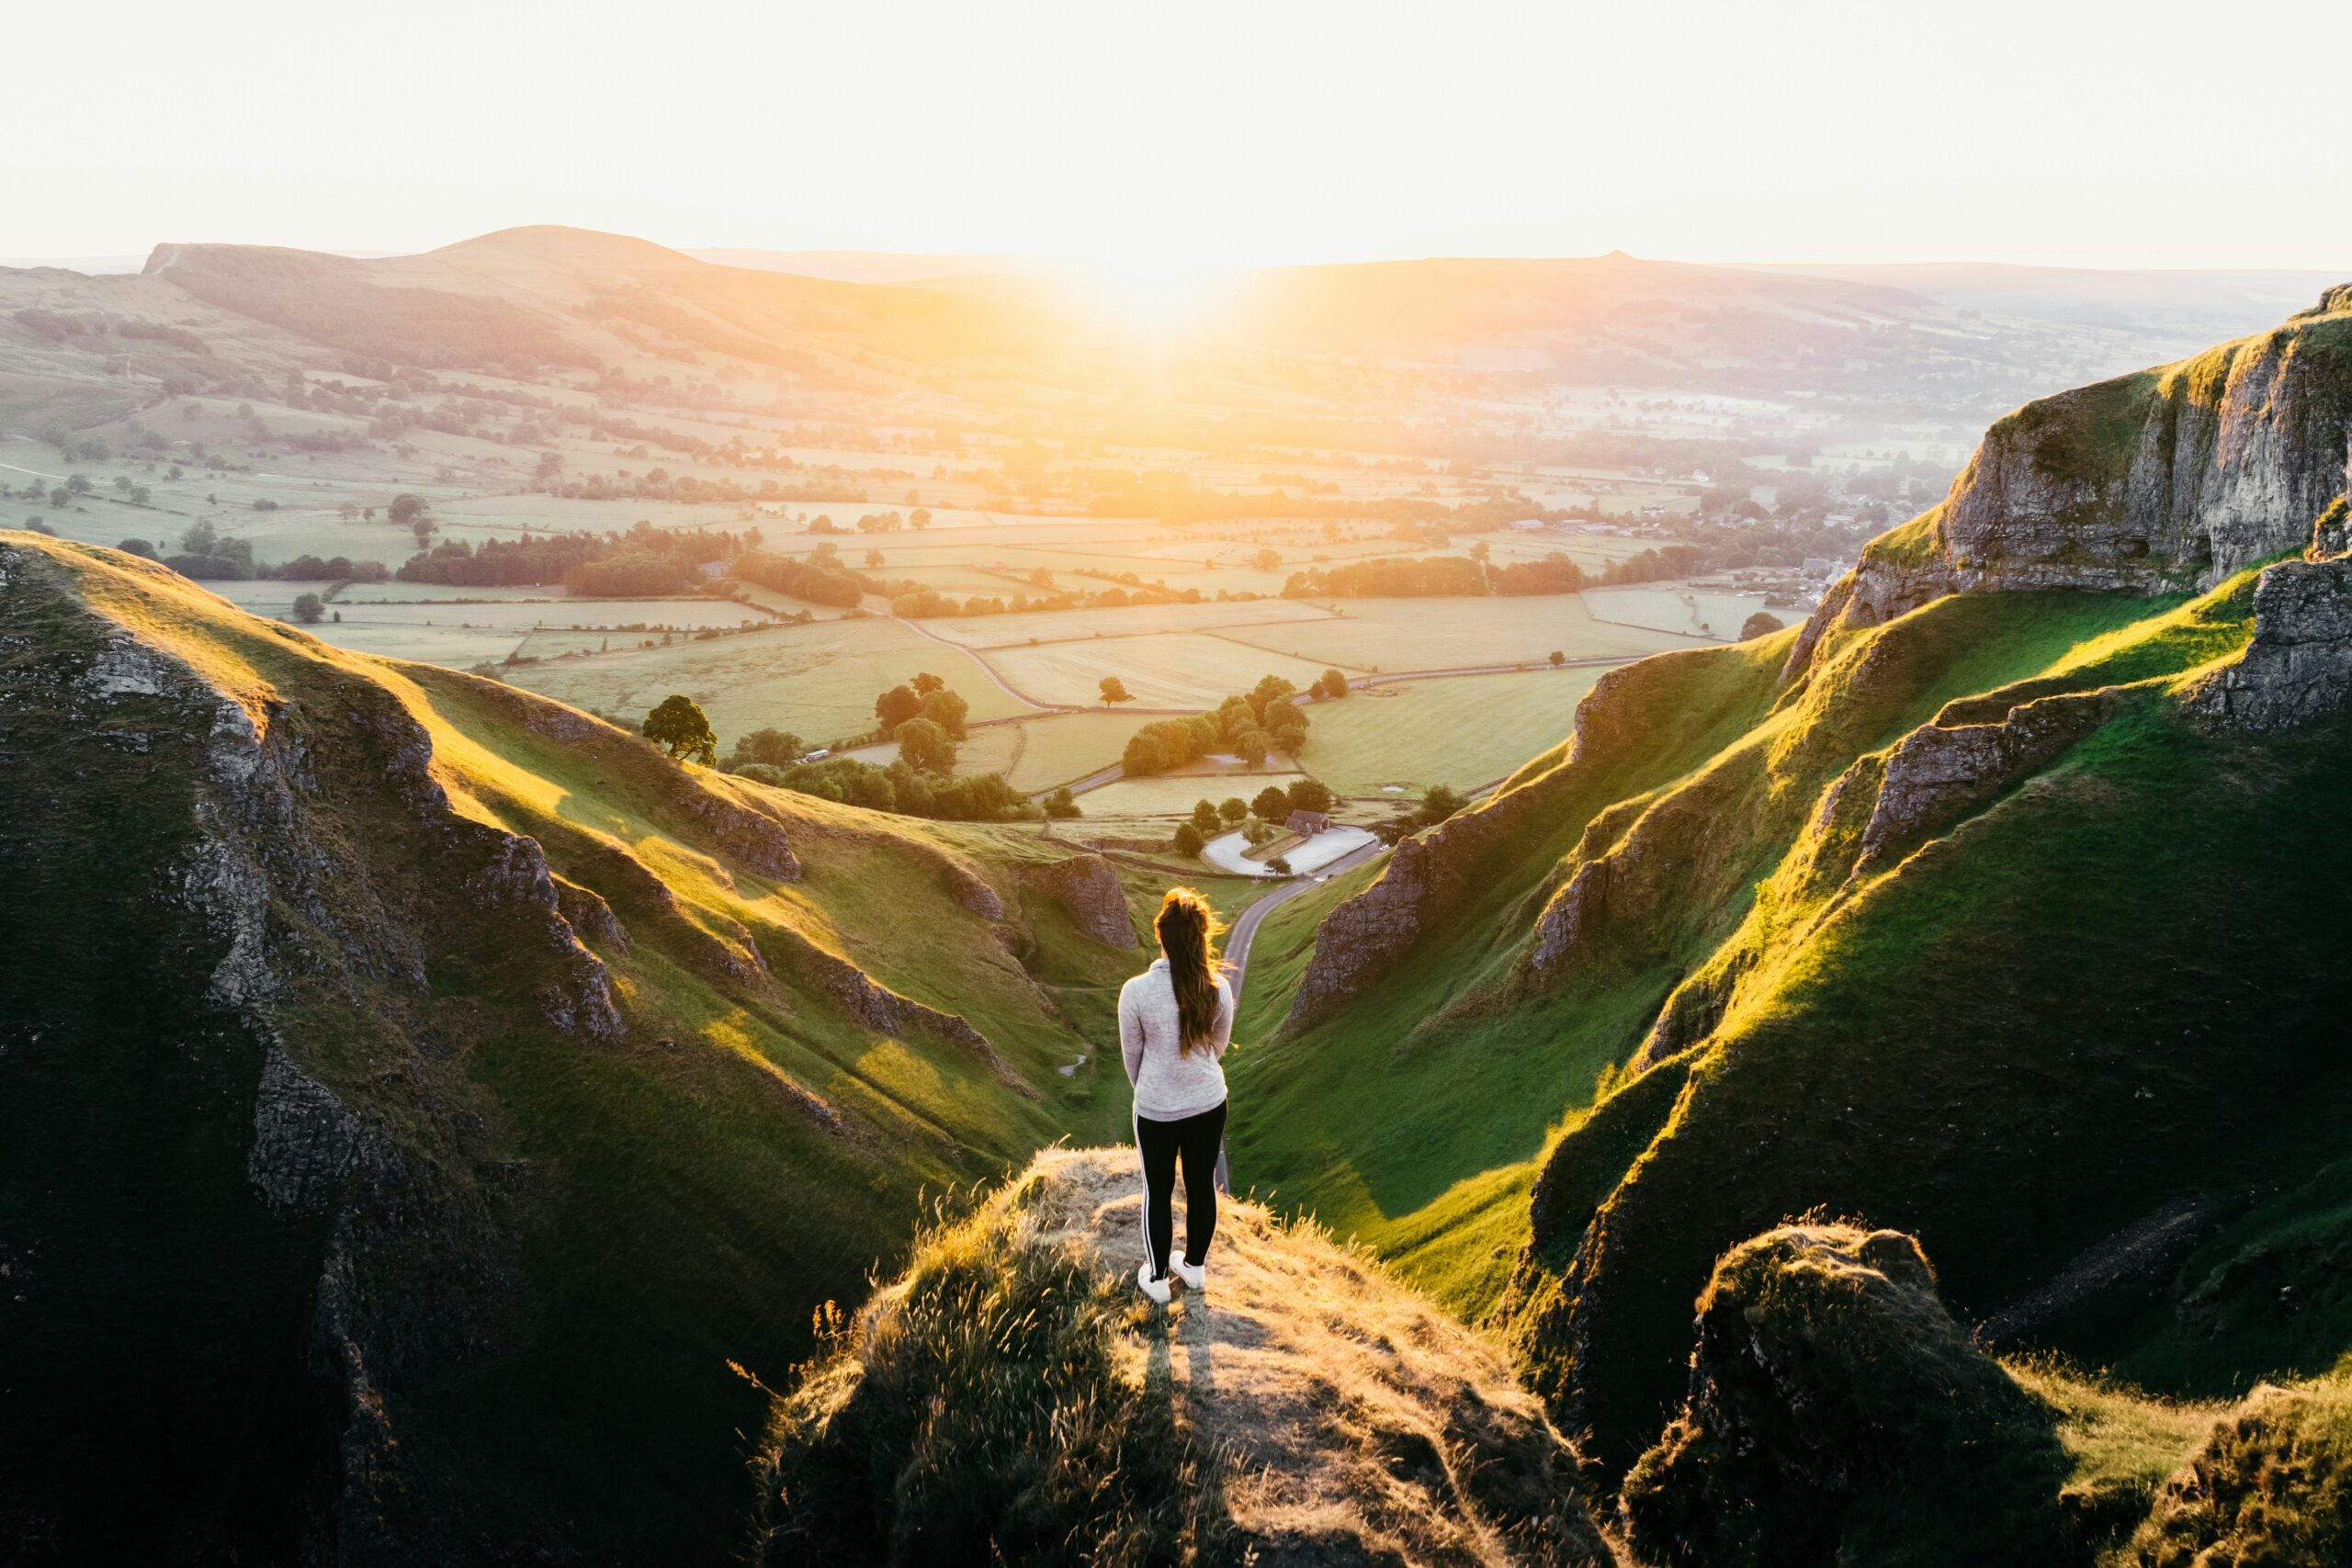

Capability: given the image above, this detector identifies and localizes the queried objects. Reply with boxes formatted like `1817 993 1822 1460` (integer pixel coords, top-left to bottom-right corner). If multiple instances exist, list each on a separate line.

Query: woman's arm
1119 981 1147 1085
1210 979 1237 1059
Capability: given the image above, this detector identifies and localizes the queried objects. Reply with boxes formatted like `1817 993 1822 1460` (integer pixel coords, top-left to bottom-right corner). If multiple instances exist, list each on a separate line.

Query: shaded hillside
0 535 1148 1561
752 1146 1611 1567
1238 287 2352 1479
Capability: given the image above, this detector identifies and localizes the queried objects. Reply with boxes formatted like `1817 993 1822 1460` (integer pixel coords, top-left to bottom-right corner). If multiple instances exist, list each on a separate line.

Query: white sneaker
1172 1258 1206 1292
1136 1262 1171 1303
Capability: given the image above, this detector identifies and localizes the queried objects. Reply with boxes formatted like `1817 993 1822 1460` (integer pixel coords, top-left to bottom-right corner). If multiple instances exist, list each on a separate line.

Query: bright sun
1054 249 1241 333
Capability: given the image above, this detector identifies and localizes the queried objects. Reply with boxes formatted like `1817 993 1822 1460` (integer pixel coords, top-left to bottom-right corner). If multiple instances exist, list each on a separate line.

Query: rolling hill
1228 285 2352 1531
0 532 1166 1560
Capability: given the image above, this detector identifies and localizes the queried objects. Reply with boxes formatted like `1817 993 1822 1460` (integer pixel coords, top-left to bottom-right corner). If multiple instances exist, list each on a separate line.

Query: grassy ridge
0 536 1164 1559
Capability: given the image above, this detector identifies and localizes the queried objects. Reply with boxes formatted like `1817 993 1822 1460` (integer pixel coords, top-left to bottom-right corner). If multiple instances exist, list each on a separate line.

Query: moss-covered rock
2131 1377 2352 1567
1620 1224 2071 1568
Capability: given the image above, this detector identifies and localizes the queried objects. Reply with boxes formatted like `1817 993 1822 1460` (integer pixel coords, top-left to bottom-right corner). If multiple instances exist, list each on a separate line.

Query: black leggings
1135 1101 1227 1280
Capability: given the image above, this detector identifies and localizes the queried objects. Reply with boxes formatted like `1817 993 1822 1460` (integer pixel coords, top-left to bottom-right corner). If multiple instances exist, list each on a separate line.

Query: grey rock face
673 778 803 882
1790 288 2352 679
247 1043 362 1214
1022 854 1137 946
552 875 630 952
2190 556 2352 729
1853 689 2117 875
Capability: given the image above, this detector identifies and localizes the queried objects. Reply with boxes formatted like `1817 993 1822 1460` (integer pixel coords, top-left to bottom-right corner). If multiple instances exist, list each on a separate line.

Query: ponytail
1155 887 1224 1055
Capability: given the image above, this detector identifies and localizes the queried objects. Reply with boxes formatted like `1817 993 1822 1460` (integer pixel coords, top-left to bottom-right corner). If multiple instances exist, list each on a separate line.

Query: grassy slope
0 536 1165 1559
1502 568 2352 1470
1234 589 2178 1316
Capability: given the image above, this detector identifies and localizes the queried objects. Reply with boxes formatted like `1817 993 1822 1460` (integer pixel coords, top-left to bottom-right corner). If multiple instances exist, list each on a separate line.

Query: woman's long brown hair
1156 887 1225 1055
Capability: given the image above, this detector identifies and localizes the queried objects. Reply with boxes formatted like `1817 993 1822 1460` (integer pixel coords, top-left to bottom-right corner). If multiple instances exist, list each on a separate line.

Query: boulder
1021 854 1136 946
1621 1224 2070 1568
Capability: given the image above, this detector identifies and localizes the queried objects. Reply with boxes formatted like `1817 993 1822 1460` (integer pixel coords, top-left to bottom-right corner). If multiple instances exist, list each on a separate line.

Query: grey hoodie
1118 958 1234 1120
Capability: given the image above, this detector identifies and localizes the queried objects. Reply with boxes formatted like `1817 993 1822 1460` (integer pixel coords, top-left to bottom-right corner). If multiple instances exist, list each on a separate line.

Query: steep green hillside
1239 287 2352 1498
0 534 1149 1560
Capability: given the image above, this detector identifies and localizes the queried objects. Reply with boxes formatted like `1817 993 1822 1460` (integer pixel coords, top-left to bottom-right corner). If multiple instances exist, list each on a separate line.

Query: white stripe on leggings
1133 1108 1158 1280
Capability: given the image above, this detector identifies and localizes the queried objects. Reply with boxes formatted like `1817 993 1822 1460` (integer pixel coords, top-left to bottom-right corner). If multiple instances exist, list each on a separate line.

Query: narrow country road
1222 839 1385 1006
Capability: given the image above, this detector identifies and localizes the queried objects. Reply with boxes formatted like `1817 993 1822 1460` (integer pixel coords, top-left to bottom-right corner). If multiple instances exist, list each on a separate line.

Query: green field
329 596 770 631
1215 595 1698 671
986 632 1335 707
335 581 576 604
1301 668 1605 795
916 597 1340 649
305 621 533 665
1069 770 1307 826
505 615 1036 744
1583 585 1776 639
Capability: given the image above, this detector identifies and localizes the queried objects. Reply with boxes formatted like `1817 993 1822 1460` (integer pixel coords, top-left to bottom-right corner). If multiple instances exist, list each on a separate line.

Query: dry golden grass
760 1144 1611 1565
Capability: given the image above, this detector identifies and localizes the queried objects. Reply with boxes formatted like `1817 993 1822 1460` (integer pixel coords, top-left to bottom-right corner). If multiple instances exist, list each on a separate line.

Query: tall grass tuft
749 1179 1227 1566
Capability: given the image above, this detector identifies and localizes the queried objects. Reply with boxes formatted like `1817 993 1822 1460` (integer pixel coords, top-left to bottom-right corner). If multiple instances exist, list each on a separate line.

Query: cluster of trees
1122 675 1308 776
1170 778 1339 858
1281 548 1687 600
1372 785 1468 844
731 547 871 608
873 671 969 746
888 580 1202 620
397 523 749 592
732 757 1027 821
642 694 1025 822
159 520 259 580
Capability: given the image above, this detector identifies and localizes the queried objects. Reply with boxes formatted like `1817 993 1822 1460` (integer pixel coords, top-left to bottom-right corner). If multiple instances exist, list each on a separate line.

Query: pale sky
8 0 2346 275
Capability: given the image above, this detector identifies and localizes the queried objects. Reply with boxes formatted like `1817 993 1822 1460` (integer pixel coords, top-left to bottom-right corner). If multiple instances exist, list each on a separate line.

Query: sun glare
1053 250 1241 333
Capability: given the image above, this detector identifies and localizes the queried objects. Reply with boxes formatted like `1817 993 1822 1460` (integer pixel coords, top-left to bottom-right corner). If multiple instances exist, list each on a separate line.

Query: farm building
1285 809 1331 836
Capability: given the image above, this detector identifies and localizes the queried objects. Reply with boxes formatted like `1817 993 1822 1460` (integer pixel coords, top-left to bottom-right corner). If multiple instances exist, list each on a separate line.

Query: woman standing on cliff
1120 886 1236 1303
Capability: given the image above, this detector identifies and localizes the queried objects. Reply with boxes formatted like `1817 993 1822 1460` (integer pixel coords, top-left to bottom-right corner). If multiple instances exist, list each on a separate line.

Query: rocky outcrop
1851 688 2117 874
246 1042 364 1215
464 827 625 1042
2190 556 2352 729
1789 287 2352 679
756 1147 1612 1567
552 874 629 952
1021 853 1136 946
761 925 1024 1093
1620 1224 2071 1567
672 777 803 882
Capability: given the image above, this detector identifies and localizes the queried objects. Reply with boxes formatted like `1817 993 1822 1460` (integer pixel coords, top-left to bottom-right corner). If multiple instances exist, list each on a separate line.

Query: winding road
1221 838 1385 1005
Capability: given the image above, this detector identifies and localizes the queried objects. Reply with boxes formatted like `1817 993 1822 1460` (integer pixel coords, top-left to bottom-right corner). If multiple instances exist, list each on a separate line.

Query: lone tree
1310 668 1349 700
1219 796 1249 824
1251 784 1291 820
1100 676 1132 704
387 493 428 526
641 694 717 765
1190 799 1222 835
1171 823 1205 858
1549 650 1566 667
1043 786 1082 819
896 716 956 775
290 592 324 625
1741 611 1787 640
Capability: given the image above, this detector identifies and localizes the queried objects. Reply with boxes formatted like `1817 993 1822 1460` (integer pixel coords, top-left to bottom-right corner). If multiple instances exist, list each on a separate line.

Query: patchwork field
306 622 537 666
1300 669 1604 795
503 615 1035 743
1216 595 1698 671
1069 770 1309 827
986 633 1336 708
915 597 1340 649
1583 584 1777 639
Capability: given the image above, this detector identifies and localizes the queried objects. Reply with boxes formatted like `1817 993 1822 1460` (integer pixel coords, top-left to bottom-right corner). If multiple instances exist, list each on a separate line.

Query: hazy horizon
7 0 2347 280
